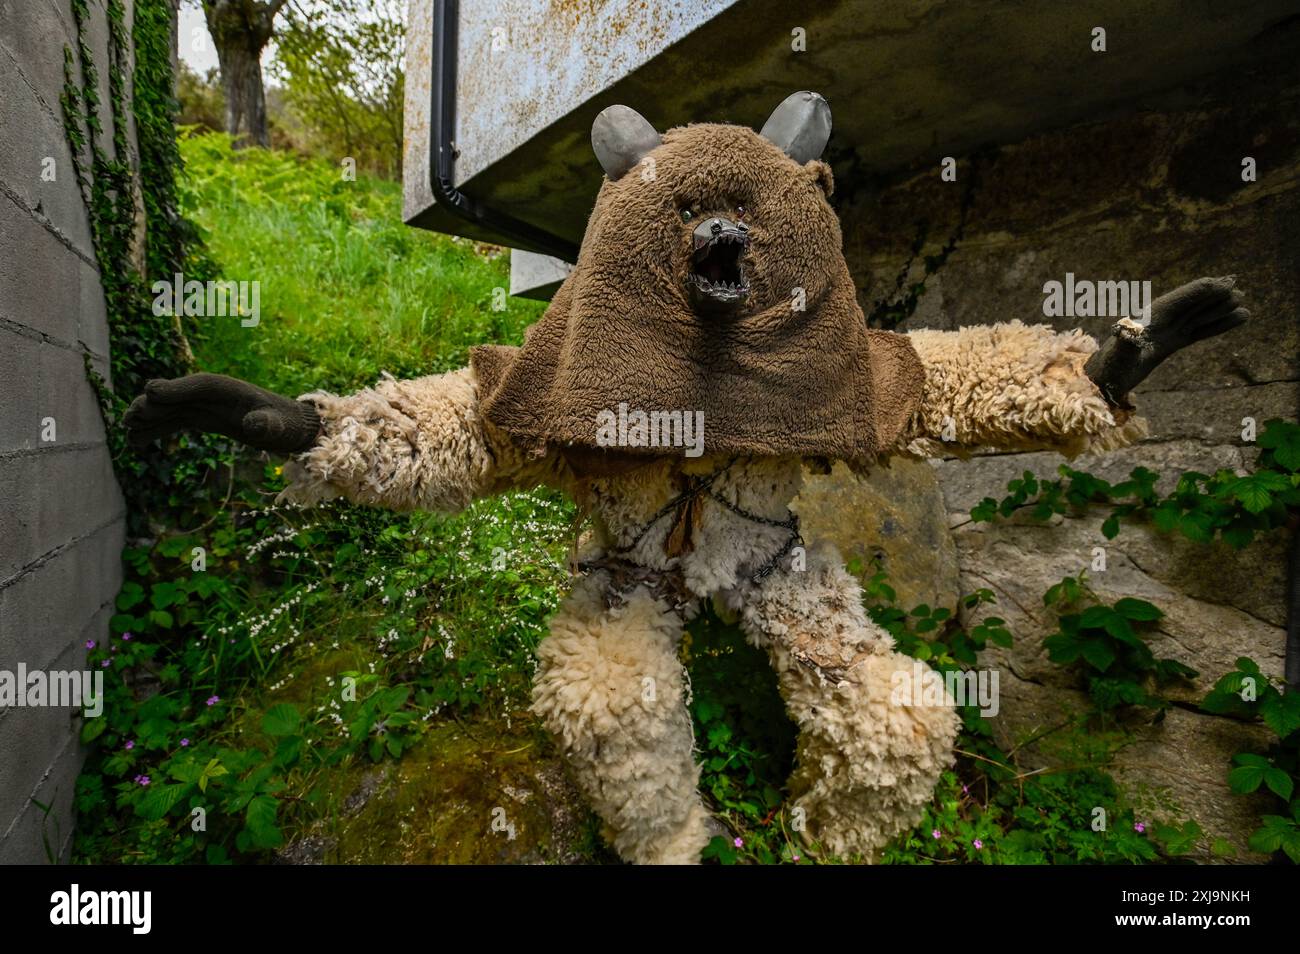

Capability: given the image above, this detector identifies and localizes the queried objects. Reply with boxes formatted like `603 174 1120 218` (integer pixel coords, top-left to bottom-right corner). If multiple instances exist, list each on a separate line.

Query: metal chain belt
581 459 804 592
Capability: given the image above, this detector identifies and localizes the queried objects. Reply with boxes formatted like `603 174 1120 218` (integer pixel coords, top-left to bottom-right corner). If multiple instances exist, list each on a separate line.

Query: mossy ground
287 718 612 865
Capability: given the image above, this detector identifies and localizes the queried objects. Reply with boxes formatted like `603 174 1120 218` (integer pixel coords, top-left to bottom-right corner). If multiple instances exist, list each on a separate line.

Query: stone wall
0 0 128 862
822 57 1298 861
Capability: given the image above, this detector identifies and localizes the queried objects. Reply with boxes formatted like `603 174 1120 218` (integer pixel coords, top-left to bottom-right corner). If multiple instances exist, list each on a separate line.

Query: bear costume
126 92 1249 864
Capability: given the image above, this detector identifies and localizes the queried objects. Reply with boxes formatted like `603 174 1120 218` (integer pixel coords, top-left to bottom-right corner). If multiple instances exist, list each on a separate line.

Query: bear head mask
470 92 923 474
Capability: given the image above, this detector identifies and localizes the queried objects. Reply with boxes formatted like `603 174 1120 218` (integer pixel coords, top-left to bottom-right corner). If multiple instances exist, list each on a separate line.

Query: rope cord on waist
592 458 802 586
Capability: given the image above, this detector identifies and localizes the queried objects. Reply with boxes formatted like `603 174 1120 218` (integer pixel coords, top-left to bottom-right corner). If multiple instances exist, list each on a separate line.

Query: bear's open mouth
687 227 749 310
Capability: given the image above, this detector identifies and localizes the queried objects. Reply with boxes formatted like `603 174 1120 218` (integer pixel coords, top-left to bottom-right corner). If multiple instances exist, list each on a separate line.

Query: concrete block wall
0 0 129 862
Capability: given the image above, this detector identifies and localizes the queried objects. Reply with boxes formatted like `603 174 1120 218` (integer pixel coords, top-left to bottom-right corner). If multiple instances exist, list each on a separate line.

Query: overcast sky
177 5 277 77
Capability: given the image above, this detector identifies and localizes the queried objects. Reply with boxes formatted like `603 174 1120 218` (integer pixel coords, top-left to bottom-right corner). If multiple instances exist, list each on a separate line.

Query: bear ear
760 91 831 163
591 105 661 181
807 160 834 198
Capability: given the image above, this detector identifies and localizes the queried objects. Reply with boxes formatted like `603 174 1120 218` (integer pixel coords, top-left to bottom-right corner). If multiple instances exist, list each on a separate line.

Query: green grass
178 131 545 396
72 136 589 864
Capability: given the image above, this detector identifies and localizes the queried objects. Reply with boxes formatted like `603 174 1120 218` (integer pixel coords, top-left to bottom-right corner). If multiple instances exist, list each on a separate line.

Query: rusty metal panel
404 0 737 225
402 0 436 223
407 0 1300 254
453 0 737 182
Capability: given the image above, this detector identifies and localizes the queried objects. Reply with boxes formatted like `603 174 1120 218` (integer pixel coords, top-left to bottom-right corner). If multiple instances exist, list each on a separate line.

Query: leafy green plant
1202 658 1300 862
176 131 547 398
1041 576 1196 715
75 468 577 863
67 8 563 863
862 567 1012 670
73 115 574 859
962 421 1299 863
272 0 405 178
686 607 804 865
62 0 230 539
886 766 1167 865
969 419 1300 549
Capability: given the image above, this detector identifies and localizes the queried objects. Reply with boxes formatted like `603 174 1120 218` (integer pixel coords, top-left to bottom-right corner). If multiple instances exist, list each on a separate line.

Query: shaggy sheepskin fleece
723 544 959 859
898 321 1147 458
531 575 714 865
575 454 808 596
280 368 563 511
280 323 1144 515
279 324 1142 864
470 121 923 467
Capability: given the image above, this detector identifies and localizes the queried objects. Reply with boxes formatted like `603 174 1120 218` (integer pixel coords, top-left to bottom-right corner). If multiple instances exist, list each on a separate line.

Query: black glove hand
123 373 322 454
1084 276 1249 407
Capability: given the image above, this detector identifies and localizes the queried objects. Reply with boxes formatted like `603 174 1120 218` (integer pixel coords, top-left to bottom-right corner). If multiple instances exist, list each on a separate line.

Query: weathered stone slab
794 460 961 613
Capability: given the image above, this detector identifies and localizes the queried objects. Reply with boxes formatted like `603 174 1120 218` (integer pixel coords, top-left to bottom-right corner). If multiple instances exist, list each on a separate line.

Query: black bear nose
710 220 723 236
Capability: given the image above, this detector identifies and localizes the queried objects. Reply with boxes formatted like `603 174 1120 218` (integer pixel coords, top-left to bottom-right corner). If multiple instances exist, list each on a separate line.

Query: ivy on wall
62 0 224 536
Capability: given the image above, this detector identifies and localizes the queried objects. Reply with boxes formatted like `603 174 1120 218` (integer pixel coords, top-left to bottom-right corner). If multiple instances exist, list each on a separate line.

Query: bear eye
679 208 695 223
735 204 747 218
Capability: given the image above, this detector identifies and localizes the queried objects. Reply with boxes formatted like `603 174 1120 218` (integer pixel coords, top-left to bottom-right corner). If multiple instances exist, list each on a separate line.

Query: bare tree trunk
217 40 269 146
202 0 286 148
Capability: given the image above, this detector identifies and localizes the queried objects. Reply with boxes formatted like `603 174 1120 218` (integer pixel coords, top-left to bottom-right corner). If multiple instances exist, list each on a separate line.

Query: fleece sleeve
276 367 539 513
892 321 1147 458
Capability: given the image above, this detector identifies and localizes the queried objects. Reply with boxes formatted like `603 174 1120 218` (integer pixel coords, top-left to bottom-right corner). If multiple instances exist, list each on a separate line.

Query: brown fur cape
470 122 923 471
